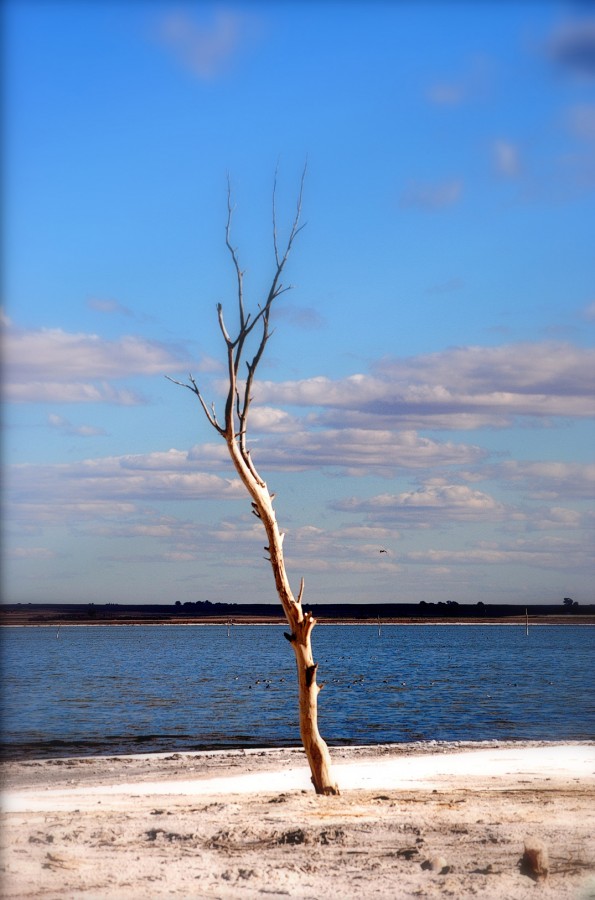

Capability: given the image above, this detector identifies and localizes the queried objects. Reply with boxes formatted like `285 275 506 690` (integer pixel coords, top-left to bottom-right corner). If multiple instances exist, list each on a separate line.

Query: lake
1 624 593 759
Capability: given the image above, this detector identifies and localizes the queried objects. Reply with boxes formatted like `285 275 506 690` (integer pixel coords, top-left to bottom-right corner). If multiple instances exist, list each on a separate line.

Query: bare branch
217 303 233 346
164 374 224 434
272 163 280 267
234 165 307 463
165 374 198 393
225 175 246 331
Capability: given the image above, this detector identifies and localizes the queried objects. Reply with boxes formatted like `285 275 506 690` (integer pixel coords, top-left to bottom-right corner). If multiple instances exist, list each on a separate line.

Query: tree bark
227 442 338 795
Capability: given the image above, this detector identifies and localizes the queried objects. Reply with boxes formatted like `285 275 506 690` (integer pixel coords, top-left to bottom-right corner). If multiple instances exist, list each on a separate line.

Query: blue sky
3 1 594 607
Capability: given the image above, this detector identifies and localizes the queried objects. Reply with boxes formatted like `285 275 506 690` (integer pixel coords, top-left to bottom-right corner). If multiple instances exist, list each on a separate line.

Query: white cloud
236 428 485 477
194 354 226 374
400 179 463 210
485 461 595 500
272 304 326 331
154 9 258 80
248 406 302 434
8 498 139 528
161 341 594 480
492 139 522 178
253 342 595 429
426 276 465 295
6 327 188 378
87 298 135 317
7 547 57 560
566 103 595 141
425 56 494 106
6 449 245 528
405 533 590 570
7 382 144 405
335 524 396 542
529 506 582 529
97 515 402 576
48 413 107 437
334 484 505 524
426 82 464 106
374 342 594 398
188 422 484 478
3 324 194 404
315 408 510 432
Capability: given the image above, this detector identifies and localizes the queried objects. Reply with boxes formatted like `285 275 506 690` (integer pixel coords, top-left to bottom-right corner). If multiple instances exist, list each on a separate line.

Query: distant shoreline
2 601 593 628
2 616 594 627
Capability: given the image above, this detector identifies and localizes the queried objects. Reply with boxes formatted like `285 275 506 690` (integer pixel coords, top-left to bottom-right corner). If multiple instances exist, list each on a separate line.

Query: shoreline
3 740 594 806
3 602 594 629
2 741 594 898
5 736 594 765
3 617 595 628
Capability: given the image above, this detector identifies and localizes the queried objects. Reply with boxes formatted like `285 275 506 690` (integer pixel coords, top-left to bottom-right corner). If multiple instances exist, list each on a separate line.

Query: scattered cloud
272 303 327 330
334 524 397 543
547 18 595 79
87 513 263 555
48 414 108 437
245 428 485 477
403 541 578 570
425 276 465 295
248 406 302 434
426 82 464 106
254 342 595 430
373 342 594 399
7 382 144 406
282 524 401 574
76 512 403 576
400 179 463 210
154 9 260 80
7 547 58 560
583 300 595 321
192 354 226 375
4 324 194 404
334 484 505 524
5 450 245 532
189 429 479 478
528 506 582 530
484 461 595 501
86 298 135 318
529 151 595 204
566 103 595 141
425 55 494 106
6 327 189 379
492 139 522 178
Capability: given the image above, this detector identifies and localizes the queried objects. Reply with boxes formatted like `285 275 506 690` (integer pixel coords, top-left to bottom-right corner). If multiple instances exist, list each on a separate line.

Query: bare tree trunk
227 443 338 795
168 170 339 795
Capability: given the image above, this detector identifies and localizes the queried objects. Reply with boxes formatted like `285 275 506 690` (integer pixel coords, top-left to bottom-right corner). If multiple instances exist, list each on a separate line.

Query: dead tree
168 171 339 795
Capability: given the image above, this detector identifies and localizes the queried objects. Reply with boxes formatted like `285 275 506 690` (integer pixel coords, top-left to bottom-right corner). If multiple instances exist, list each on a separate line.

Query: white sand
2 741 594 898
3 742 592 812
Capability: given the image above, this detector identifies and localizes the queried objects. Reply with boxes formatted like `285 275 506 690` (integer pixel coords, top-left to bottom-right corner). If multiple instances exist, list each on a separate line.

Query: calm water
1 624 593 759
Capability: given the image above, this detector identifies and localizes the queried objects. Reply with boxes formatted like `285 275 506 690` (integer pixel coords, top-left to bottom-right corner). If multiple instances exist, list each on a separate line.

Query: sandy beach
1 741 594 899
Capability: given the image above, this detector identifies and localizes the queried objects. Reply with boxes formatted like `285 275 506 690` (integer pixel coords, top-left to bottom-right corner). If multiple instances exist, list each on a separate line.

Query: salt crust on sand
2 742 593 812
2 742 594 899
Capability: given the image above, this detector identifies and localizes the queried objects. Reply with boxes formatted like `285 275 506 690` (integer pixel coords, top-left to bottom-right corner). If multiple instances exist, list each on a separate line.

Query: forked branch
177 166 306 468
